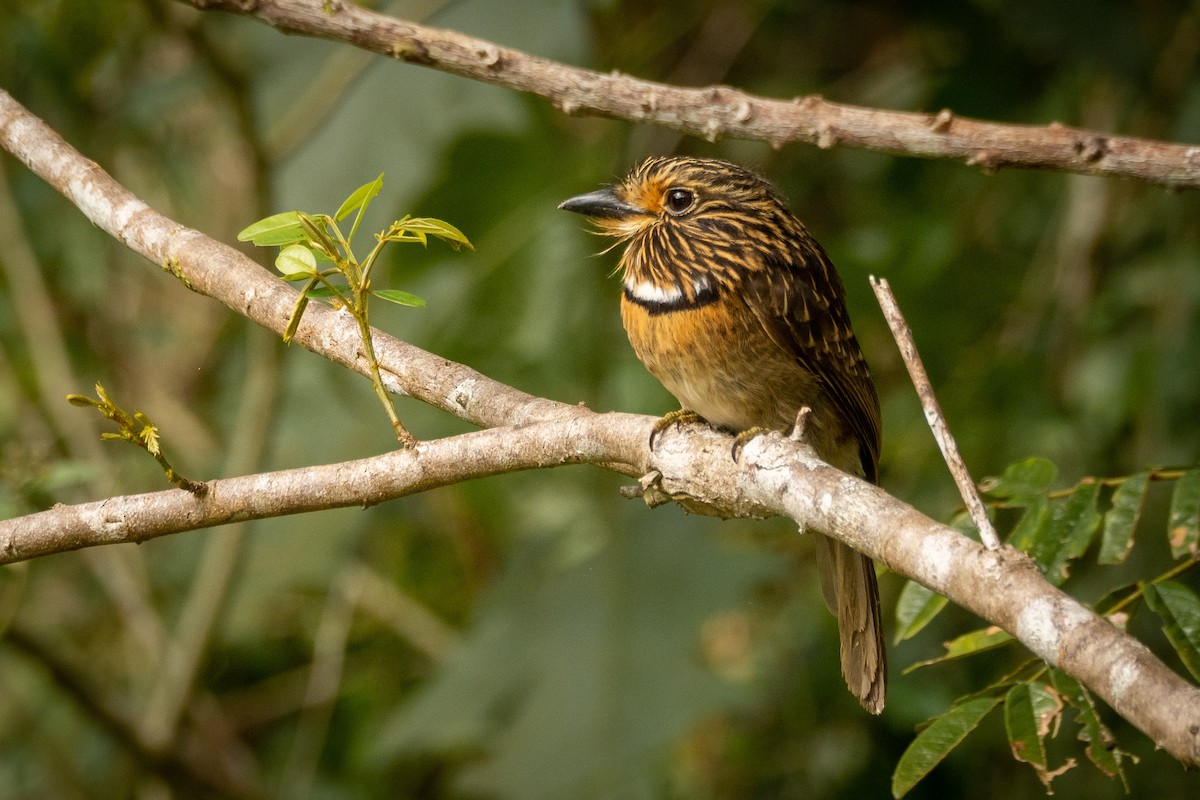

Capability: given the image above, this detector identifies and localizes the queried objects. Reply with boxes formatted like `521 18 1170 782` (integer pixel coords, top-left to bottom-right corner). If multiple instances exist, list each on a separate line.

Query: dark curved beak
558 188 643 219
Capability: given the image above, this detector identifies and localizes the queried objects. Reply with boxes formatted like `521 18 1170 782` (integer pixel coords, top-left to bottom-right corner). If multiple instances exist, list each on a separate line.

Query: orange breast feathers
619 295 748 373
619 293 813 432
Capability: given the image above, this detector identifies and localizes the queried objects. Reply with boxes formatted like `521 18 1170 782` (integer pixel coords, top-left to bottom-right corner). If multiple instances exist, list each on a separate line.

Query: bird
559 156 886 713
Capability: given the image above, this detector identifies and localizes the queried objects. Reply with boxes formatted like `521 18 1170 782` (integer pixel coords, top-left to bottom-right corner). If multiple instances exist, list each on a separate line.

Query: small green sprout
237 174 472 446
67 384 203 494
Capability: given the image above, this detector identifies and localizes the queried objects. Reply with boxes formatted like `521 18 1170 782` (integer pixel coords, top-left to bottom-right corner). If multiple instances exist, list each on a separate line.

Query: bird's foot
733 406 813 461
649 409 706 450
789 406 813 443
731 426 772 462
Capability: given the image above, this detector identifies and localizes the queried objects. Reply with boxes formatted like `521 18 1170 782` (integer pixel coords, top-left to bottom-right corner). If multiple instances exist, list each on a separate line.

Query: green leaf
1167 469 1200 558
1099 472 1148 565
336 173 384 246
904 627 1013 673
237 211 307 246
66 394 99 408
1008 496 1050 552
1142 580 1200 681
275 244 317 278
390 216 474 250
295 211 338 253
1040 481 1102 584
1049 669 1126 783
980 457 1059 502
391 228 427 245
1004 682 1068 789
894 580 949 643
307 285 345 301
1009 484 1101 584
335 173 384 222
892 696 1001 798
372 289 426 308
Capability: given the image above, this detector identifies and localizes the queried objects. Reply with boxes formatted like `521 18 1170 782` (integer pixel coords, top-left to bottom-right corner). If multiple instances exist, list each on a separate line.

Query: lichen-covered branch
178 0 1200 188
2 84 1199 766
2 407 1199 766
0 88 569 432
0 415 647 563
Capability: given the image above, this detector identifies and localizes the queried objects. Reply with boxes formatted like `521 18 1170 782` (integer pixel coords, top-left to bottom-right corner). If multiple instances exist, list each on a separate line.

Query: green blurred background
1 0 1199 797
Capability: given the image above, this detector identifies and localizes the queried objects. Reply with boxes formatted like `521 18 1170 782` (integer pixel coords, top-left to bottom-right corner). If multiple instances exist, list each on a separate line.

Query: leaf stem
351 281 415 446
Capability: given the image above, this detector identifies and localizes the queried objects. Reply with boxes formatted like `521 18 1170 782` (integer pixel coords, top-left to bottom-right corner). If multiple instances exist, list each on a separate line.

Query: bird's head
559 156 790 240
559 157 804 304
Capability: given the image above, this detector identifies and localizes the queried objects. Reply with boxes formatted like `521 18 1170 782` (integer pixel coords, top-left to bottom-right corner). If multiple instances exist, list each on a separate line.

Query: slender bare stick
179 0 1200 189
870 276 1000 550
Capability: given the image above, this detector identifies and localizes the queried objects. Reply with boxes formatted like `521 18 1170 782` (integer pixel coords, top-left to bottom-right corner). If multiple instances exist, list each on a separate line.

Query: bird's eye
664 188 696 216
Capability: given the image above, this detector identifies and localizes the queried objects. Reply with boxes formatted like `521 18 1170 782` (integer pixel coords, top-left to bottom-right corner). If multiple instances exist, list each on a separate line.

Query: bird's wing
742 236 881 481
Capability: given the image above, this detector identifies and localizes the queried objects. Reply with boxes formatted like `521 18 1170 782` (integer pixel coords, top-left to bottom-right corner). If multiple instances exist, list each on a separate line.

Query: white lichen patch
69 177 113 226
380 371 404 395
919 534 954 589
1107 654 1140 704
1016 598 1060 662
448 378 479 411
111 196 147 232
1016 596 1092 665
78 503 126 539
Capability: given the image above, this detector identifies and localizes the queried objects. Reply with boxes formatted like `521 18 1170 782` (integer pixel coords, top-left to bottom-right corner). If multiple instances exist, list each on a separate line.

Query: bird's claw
731 426 771 462
648 409 705 450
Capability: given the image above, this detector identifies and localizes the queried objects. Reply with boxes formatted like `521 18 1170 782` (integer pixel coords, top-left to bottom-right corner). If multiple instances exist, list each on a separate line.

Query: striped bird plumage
560 156 887 712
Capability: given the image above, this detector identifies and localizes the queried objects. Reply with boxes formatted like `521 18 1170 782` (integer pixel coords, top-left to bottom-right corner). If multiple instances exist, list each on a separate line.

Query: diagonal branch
1 84 1199 766
0 88 569 432
178 0 1200 188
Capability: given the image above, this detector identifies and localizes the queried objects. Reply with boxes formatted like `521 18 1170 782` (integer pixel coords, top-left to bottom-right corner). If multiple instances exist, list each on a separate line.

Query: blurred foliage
1 0 1199 798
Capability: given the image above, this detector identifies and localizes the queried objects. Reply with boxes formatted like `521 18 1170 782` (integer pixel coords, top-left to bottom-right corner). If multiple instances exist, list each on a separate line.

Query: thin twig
179 0 1200 189
870 276 1000 550
0 163 167 670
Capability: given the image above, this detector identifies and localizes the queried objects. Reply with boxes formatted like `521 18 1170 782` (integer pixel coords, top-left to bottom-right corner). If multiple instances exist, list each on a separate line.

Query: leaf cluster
891 458 1200 797
238 174 471 443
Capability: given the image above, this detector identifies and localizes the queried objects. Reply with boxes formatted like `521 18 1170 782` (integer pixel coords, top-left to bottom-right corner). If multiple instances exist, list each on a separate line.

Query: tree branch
2 87 1199 765
177 0 1200 188
0 88 568 432
3 406 1199 765
0 414 649 563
